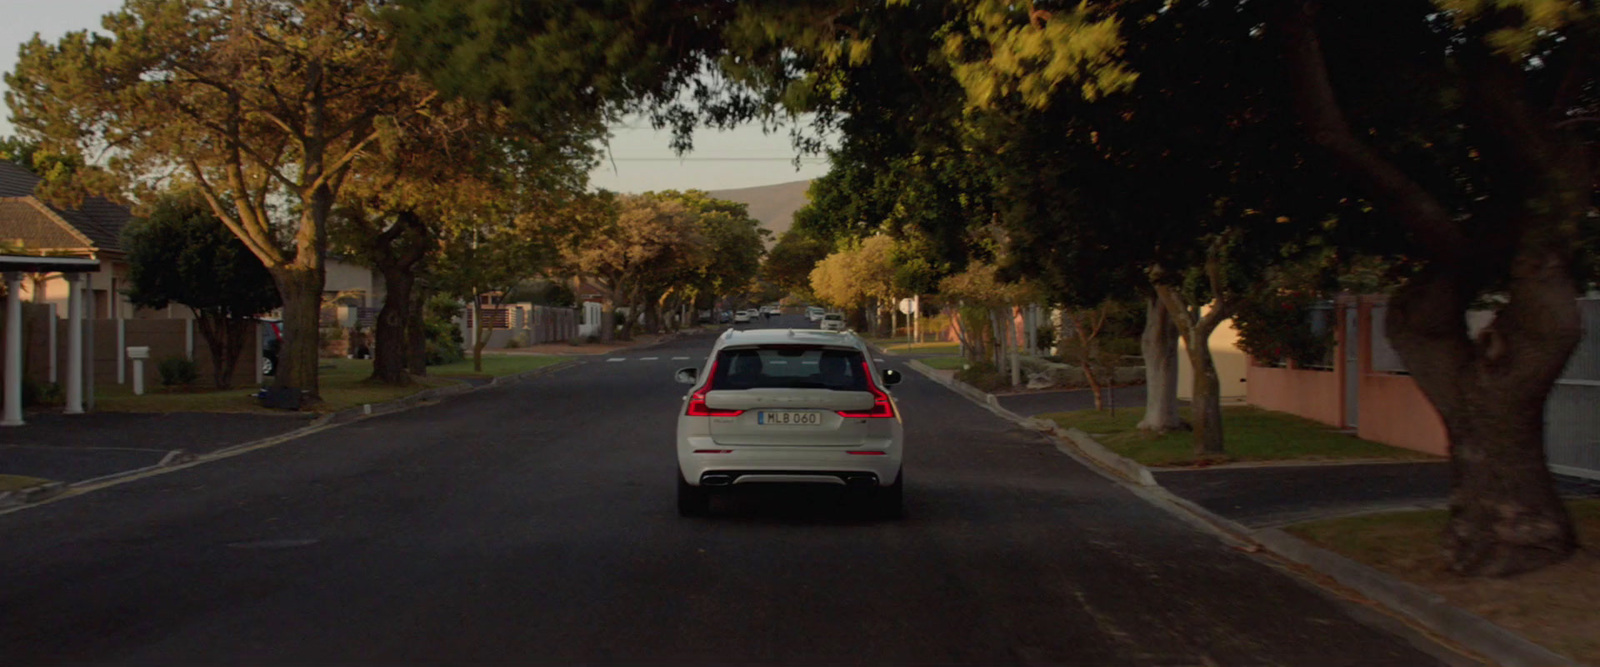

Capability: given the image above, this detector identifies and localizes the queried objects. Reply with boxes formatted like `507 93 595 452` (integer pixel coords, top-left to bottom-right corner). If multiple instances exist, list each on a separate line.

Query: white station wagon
674 328 904 517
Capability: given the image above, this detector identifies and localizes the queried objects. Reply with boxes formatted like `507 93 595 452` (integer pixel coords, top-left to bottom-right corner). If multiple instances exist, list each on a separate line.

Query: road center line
672 356 689 360
606 358 626 362
640 357 659 361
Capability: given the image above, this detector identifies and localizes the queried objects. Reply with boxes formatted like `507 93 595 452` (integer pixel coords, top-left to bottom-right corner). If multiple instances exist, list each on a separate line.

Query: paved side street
1 412 315 485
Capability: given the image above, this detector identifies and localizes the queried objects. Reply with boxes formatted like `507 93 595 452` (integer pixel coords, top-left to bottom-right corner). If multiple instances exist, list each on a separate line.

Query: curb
2 359 585 514
903 358 1158 487
898 356 1579 667
1250 529 1577 667
0 481 67 509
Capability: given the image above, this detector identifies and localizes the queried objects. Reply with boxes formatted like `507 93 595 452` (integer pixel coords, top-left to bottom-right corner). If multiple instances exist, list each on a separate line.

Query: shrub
19 377 63 407
1234 291 1336 368
567 335 585 347
158 356 199 387
424 294 465 366
956 361 1009 392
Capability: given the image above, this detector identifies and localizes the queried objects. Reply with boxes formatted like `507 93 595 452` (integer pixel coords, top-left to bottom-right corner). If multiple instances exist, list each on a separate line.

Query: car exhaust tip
844 474 878 488
701 474 735 487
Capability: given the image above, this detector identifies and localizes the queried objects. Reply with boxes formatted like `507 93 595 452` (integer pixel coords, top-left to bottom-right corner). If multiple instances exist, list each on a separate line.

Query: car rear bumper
678 440 902 488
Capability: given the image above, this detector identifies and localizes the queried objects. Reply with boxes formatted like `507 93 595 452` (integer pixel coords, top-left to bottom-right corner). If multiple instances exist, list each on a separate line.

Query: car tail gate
699 345 890 447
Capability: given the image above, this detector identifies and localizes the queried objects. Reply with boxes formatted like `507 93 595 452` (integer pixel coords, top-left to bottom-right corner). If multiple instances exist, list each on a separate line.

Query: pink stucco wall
1356 373 1450 456
1244 295 1451 457
1245 364 1341 427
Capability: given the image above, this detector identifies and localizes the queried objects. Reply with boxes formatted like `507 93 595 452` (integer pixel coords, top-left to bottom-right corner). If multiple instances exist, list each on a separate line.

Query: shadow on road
697 485 900 525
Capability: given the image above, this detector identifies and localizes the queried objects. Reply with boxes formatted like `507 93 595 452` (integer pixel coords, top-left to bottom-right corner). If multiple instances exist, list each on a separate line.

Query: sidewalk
1157 462 1600 528
1 412 316 485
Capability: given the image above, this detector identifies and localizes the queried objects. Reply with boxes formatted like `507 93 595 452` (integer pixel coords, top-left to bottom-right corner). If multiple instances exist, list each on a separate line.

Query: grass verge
1039 406 1438 467
96 358 458 414
919 355 967 371
1287 500 1600 665
879 341 961 355
429 354 573 379
0 474 54 493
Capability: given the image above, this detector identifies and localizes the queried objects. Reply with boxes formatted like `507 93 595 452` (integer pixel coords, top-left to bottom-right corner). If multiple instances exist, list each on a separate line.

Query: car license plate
759 411 822 426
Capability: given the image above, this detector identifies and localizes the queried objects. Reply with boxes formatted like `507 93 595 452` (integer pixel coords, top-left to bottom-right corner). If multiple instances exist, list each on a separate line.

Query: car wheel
677 473 710 517
872 469 904 519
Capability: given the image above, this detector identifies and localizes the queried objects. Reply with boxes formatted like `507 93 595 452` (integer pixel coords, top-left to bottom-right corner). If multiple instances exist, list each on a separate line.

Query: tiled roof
0 198 95 250
0 161 130 254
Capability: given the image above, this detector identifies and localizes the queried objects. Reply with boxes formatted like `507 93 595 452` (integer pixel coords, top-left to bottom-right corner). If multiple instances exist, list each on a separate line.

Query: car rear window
823 313 843 320
712 346 868 391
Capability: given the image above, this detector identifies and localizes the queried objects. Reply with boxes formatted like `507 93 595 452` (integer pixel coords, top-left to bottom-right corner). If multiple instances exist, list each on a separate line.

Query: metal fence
1368 304 1408 373
1548 298 1600 481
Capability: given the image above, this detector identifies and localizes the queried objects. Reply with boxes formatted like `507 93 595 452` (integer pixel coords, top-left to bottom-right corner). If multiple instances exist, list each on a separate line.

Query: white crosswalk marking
607 358 626 362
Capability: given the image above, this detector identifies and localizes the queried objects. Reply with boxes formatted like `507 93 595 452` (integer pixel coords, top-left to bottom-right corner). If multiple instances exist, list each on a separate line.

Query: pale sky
0 0 831 193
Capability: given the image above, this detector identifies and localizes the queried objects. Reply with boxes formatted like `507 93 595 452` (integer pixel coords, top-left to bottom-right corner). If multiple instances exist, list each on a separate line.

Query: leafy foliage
122 192 281 320
1233 293 1337 369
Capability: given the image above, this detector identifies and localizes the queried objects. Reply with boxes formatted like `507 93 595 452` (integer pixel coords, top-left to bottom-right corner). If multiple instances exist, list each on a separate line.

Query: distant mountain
708 179 811 245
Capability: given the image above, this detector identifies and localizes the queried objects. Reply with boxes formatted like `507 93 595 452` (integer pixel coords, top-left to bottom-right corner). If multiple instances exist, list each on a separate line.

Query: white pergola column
64 274 84 415
3 272 24 426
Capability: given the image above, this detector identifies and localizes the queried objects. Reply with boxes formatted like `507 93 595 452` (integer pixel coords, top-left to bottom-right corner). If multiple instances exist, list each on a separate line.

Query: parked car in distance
698 309 712 323
673 328 904 517
820 312 846 331
806 306 825 322
260 318 283 377
733 310 751 324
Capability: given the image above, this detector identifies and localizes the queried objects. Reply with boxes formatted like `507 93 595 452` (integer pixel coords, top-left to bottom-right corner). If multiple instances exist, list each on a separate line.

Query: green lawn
0 474 54 493
96 358 458 414
430 354 574 379
880 341 961 355
919 355 967 370
1287 500 1600 665
1040 405 1439 467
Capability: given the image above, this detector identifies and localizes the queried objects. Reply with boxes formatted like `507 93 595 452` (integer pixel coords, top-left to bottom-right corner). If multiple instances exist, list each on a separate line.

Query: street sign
898 297 914 315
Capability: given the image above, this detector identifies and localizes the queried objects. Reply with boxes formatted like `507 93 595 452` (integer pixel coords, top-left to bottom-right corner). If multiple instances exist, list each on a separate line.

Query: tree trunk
1138 296 1185 432
371 266 414 385
471 298 486 372
645 296 662 334
269 265 324 400
1155 283 1228 456
368 209 429 385
1183 330 1225 457
600 297 616 343
1389 262 1581 576
405 283 428 376
194 312 250 389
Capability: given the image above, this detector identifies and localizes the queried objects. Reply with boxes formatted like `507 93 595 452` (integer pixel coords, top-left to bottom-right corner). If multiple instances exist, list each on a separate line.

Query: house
1243 294 1600 480
0 161 154 320
1175 310 1250 402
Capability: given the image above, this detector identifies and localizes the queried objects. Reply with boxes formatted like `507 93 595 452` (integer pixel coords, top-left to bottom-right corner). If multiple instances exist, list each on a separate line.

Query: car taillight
686 359 744 417
837 361 895 418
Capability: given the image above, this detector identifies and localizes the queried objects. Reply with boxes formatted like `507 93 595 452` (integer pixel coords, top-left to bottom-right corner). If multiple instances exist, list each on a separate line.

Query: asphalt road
0 314 1467 665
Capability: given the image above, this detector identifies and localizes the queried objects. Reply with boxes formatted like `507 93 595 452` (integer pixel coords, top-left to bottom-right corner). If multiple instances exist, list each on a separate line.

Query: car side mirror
675 367 699 385
881 369 902 387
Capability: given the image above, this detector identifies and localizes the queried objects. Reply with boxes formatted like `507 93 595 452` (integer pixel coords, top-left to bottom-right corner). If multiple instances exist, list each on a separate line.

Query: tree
432 207 553 373
8 0 437 400
562 193 705 342
122 191 281 389
335 95 602 384
647 190 764 329
1266 0 1595 574
762 230 831 298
